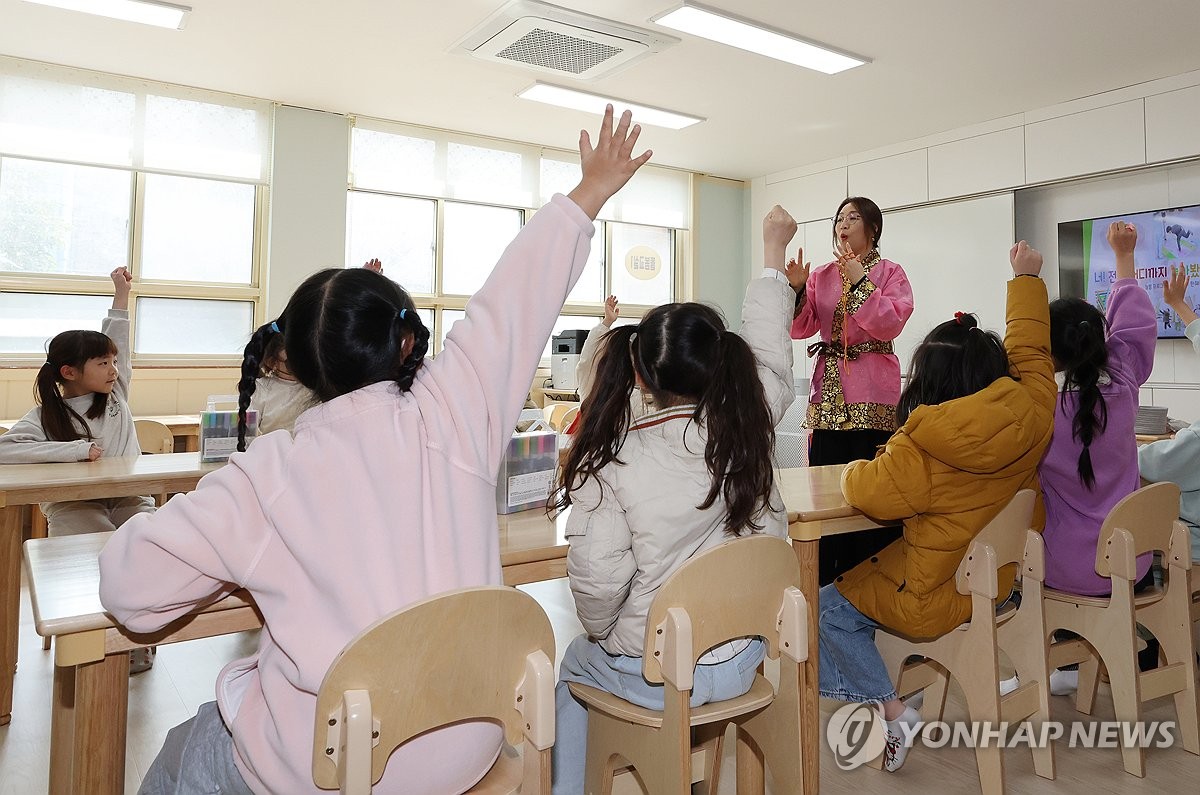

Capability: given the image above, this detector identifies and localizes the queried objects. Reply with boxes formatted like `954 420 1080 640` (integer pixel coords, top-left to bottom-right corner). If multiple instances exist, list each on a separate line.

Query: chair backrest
1094 482 1183 578
955 490 1037 598
134 419 175 454
559 405 580 432
312 586 555 790
641 535 804 686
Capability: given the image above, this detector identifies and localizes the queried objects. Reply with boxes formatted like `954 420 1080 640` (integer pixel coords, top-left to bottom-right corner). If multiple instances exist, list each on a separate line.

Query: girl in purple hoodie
1039 220 1157 597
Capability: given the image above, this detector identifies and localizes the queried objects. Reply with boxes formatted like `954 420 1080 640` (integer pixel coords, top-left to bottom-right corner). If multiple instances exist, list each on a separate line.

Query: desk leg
50 655 128 795
1 505 21 724
795 538 819 795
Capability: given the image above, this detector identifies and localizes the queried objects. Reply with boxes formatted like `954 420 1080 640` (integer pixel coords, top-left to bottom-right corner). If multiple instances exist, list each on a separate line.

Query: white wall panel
847 150 928 209
1025 100 1145 184
928 128 1025 200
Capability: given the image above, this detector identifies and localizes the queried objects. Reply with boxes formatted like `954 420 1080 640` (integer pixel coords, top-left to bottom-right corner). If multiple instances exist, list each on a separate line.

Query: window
347 119 690 359
0 56 271 362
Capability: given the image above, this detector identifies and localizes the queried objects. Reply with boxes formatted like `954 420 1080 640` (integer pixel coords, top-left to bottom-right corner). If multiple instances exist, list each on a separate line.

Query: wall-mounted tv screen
1058 204 1200 339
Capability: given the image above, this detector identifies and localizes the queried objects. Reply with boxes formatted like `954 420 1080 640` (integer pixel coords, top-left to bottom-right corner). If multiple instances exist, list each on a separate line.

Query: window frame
0 155 269 366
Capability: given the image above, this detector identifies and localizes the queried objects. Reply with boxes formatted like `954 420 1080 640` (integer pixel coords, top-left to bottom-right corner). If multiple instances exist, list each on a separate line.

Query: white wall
266 105 351 317
693 176 749 327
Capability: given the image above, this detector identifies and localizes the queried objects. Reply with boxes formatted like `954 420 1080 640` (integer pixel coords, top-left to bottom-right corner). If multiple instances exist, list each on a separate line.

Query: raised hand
110 266 132 311
1009 240 1043 277
362 258 383 274
833 239 865 284
1164 264 1198 326
785 251 812 291
763 205 798 249
567 106 653 220
1106 220 1137 256
602 295 620 327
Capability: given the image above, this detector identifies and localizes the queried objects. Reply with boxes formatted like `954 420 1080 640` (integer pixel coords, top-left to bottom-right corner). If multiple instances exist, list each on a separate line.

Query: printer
550 329 590 390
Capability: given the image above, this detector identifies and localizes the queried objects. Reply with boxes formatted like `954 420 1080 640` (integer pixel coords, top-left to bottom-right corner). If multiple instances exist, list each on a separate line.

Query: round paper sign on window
625 245 662 281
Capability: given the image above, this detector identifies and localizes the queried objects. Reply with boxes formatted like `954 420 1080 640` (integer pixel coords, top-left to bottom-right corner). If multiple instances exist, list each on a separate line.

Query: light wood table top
0 452 222 507
777 464 887 541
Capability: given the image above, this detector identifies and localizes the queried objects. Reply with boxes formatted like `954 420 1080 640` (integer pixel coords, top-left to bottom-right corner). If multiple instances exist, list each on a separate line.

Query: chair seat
1044 585 1164 608
469 743 522 794
568 674 774 729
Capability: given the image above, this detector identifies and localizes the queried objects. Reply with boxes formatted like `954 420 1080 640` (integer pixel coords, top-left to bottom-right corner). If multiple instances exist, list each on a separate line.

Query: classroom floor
2 575 1199 794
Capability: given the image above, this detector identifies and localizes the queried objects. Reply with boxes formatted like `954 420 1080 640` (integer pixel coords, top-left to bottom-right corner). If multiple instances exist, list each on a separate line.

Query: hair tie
399 308 407 320
954 312 964 325
269 321 280 334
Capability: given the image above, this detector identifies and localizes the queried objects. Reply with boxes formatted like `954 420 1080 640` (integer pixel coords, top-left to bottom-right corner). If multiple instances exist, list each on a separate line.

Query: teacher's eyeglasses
834 212 863 225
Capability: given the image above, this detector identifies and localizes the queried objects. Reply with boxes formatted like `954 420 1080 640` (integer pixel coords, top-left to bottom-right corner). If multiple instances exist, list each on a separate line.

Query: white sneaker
998 675 1019 696
1049 668 1078 696
881 706 922 772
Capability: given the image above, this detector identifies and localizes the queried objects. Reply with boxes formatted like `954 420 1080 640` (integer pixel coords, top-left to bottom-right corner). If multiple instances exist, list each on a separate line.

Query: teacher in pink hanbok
788 196 914 585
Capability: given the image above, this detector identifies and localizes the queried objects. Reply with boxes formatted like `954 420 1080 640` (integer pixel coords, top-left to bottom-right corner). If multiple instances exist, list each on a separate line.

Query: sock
881 706 922 772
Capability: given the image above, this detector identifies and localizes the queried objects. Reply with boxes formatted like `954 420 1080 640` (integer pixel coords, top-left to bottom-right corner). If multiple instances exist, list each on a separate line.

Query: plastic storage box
200 395 258 463
496 421 558 515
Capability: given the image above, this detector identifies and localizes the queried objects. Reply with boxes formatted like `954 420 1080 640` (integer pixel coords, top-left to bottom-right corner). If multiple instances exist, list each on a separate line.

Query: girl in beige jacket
550 206 800 793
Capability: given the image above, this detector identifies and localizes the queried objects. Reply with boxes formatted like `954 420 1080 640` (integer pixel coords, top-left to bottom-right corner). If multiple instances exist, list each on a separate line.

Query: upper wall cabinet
848 150 928 209
764 167 847 223
1025 100 1146 184
1146 85 1200 164
928 128 1026 200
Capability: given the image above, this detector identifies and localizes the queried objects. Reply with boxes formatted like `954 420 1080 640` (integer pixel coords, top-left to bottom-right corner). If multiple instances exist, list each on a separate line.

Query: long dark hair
555 303 776 536
1049 297 1109 489
35 330 118 442
281 267 428 401
897 313 1012 426
236 319 288 452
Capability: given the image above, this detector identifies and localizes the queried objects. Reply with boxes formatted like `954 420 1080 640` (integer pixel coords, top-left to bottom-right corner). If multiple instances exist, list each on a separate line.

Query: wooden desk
2 415 202 453
778 464 887 795
24 509 571 795
0 453 222 725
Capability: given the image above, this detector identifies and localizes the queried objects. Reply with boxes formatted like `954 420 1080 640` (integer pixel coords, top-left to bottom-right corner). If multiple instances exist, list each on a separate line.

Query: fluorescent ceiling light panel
21 0 191 29
517 83 704 130
653 3 867 74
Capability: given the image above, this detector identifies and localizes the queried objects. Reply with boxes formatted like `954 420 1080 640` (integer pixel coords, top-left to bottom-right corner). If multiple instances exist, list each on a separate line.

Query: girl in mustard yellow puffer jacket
819 241 1056 772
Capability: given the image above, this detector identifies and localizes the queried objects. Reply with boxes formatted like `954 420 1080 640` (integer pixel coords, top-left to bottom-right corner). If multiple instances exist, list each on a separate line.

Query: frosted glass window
0 76 135 165
134 297 254 355
567 220 604 303
0 292 108 354
140 174 255 284
414 308 434 333
0 158 131 276
345 192 435 294
539 158 581 203
442 203 522 296
143 96 265 180
446 142 526 204
439 309 464 353
350 128 437 194
610 223 673 306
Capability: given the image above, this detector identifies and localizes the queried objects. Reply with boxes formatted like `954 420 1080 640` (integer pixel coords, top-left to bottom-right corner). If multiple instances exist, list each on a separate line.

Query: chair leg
42 636 50 651
1075 655 1101 715
1101 646 1146 777
919 663 951 725
734 730 765 795
960 669 1006 795
692 723 725 795
31 506 48 540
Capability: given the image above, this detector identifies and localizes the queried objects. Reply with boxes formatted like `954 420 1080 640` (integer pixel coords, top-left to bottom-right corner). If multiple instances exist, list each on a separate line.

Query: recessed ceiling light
21 0 191 30
517 83 704 130
653 2 867 74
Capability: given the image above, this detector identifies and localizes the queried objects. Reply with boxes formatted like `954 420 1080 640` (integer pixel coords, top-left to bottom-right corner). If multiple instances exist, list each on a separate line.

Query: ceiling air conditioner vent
453 1 678 81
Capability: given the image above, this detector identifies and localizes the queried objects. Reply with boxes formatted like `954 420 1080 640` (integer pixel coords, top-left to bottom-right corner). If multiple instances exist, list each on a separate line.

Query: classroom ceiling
3 0 1200 180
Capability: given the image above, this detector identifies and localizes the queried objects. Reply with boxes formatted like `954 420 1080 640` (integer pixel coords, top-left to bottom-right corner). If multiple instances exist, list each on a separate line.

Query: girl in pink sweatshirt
98 108 651 795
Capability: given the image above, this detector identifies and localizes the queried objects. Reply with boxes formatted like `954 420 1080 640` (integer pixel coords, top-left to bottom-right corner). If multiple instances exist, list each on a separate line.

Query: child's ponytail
555 325 639 511
1049 299 1109 490
697 330 776 535
237 319 282 452
393 309 429 393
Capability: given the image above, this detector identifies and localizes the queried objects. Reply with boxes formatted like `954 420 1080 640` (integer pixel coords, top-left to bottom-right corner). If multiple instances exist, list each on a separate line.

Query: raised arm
1103 222 1157 385
419 108 651 476
104 266 134 403
576 296 619 404
1163 265 1200 355
742 206 799 425
1005 242 1055 412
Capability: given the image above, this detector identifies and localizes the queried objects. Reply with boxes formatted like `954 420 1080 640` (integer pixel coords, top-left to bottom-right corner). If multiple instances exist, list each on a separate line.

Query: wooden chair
135 418 176 454
567 535 808 794
560 406 580 433
312 586 555 794
1041 482 1200 777
875 490 1055 794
